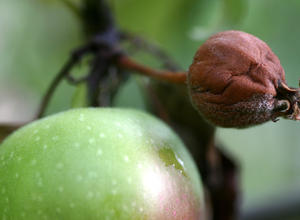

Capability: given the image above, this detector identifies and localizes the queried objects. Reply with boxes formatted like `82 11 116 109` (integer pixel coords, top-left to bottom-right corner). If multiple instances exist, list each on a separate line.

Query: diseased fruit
188 30 300 128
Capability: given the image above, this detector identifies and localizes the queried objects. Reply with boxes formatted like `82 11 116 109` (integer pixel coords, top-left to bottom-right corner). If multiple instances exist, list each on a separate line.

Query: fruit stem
117 55 187 84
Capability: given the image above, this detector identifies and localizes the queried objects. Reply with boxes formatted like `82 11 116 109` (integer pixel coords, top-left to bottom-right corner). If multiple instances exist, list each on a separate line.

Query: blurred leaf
38 0 82 19
114 77 146 110
114 0 225 66
40 0 81 5
189 0 248 41
223 0 247 25
71 83 88 108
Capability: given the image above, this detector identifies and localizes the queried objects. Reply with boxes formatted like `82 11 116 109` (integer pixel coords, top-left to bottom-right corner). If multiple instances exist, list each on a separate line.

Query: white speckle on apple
139 207 143 212
111 189 117 195
124 155 129 162
79 114 85 122
175 154 185 168
69 202 75 208
112 179 117 185
52 136 59 141
118 134 123 139
37 180 43 187
89 138 95 144
86 191 94 199
56 163 64 169
56 207 61 213
99 133 105 138
87 126 92 130
31 159 37 166
45 125 50 129
17 156 22 162
97 149 102 156
115 122 121 127
131 201 136 207
32 195 43 202
15 173 19 178
137 163 142 169
9 152 14 159
88 171 97 178
127 177 132 184
58 186 64 192
33 129 38 134
76 175 83 182
43 145 47 150
74 142 80 148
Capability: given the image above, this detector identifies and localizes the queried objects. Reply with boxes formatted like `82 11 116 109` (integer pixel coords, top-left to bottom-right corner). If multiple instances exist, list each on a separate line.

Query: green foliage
113 0 247 67
223 0 247 25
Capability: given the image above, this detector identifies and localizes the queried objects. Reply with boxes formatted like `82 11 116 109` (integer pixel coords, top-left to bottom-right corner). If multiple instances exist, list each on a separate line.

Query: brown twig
36 58 76 119
117 55 187 84
36 52 186 119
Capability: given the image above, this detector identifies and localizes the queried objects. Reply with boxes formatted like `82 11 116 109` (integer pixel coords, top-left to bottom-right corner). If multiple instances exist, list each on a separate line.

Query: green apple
0 108 205 220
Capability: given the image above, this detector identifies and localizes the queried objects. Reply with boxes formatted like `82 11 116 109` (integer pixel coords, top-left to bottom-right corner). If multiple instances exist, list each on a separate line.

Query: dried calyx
275 81 300 121
188 30 300 128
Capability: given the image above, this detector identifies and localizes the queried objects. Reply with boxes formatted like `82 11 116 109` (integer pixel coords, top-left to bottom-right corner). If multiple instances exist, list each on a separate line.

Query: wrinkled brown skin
188 30 287 128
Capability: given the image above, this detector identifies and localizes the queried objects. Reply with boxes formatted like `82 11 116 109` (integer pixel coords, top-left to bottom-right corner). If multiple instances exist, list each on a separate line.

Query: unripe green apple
0 108 205 220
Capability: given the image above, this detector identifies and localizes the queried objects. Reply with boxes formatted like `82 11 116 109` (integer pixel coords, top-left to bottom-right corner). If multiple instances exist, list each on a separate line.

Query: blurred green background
0 0 300 219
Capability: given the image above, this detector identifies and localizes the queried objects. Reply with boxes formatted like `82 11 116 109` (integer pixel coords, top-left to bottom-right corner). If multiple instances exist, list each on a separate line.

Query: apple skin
0 108 205 220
